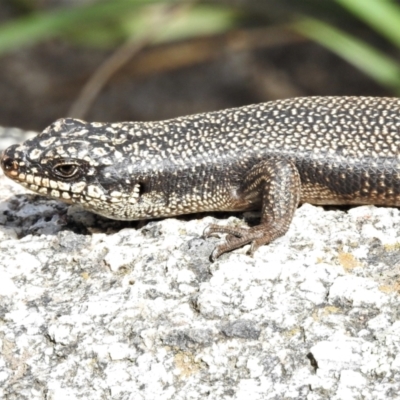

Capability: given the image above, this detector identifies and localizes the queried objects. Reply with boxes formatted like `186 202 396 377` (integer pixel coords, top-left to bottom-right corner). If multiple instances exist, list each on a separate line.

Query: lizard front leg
204 157 301 260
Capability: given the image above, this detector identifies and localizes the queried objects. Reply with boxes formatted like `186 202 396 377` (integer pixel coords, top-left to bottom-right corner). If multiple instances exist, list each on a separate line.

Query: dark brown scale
2 96 400 259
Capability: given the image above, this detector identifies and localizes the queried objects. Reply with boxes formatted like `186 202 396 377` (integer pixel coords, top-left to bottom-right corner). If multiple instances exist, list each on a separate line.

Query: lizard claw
204 223 274 260
209 234 238 261
203 224 217 238
248 239 263 256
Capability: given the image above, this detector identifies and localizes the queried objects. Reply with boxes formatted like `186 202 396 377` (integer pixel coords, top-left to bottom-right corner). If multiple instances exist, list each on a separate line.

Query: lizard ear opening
128 182 146 203
138 182 146 196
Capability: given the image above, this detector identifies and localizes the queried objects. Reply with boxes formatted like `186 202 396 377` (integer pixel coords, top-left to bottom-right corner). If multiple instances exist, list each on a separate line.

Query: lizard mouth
1 147 39 190
1 147 74 201
1 145 144 210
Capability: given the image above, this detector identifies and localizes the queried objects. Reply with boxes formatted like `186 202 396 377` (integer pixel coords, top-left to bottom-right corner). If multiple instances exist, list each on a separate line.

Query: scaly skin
2 96 400 259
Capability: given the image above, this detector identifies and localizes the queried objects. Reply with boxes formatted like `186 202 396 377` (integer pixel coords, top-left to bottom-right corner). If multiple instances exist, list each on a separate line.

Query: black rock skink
2 96 400 259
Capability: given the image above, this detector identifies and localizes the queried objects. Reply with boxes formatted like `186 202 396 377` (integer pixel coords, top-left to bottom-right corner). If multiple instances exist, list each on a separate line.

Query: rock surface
1 127 400 400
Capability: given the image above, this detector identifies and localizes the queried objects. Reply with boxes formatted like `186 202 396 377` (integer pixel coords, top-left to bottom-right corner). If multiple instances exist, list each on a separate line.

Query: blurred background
1 0 400 132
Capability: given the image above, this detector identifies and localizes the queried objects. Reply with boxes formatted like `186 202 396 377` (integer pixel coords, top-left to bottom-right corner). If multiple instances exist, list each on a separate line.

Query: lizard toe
203 223 249 239
211 233 256 260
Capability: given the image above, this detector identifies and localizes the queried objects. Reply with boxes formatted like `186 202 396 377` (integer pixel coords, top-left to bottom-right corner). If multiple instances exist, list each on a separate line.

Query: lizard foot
204 224 271 261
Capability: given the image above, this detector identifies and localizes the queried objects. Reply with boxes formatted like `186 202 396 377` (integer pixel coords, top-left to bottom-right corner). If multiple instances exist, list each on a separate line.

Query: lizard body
2 96 400 259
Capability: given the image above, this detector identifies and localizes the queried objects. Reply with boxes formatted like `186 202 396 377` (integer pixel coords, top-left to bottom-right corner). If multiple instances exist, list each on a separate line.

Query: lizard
2 96 400 260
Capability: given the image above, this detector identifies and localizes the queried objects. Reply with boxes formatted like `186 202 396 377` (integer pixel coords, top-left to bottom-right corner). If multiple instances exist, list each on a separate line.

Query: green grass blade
337 0 400 47
0 0 168 55
293 18 400 94
153 5 237 43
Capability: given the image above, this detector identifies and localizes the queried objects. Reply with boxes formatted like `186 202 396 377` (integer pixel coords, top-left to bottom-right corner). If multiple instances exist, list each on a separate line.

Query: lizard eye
54 163 79 178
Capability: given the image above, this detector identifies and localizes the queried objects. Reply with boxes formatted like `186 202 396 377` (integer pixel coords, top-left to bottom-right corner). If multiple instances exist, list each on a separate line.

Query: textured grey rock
1 127 400 399
221 319 261 340
0 126 37 152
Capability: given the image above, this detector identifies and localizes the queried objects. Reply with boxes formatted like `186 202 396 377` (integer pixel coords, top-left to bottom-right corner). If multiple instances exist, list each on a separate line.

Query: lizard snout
1 145 21 178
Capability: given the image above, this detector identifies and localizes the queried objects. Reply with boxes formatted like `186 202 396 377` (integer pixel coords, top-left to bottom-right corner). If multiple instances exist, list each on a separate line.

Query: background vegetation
2 0 400 92
1 0 399 128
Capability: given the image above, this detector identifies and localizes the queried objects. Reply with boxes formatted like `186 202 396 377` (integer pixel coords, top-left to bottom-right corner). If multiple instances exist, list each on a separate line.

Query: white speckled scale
2 96 400 258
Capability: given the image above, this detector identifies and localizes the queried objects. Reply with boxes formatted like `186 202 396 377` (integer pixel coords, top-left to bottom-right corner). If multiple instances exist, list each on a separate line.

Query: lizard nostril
1 154 19 175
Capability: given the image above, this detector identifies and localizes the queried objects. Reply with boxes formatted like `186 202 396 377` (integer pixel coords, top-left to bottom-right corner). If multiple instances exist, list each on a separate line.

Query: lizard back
2 96 400 220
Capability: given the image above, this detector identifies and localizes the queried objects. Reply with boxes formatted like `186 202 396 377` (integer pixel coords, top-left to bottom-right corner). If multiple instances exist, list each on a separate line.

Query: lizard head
1 118 146 220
